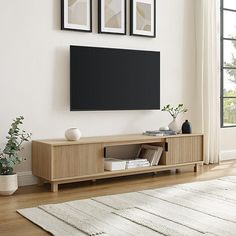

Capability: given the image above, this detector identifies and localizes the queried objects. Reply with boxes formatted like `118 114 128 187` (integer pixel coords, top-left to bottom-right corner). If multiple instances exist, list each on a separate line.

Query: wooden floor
1 161 236 236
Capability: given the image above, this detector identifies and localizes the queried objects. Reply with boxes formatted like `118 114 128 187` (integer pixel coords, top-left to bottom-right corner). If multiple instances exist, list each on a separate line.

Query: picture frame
98 0 126 35
61 0 92 32
130 0 156 38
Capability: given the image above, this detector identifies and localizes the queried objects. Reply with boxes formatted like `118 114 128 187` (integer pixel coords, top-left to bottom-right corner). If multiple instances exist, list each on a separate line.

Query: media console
32 134 203 192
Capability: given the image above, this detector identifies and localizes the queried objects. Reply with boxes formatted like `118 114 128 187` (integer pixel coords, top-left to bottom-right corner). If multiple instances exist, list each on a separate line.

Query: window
221 0 236 127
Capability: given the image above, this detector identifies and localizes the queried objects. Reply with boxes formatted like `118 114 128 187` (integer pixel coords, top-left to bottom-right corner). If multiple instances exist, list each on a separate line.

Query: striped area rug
18 176 236 236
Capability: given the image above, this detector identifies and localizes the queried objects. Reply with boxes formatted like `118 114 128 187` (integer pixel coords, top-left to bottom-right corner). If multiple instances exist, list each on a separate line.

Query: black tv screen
70 46 160 111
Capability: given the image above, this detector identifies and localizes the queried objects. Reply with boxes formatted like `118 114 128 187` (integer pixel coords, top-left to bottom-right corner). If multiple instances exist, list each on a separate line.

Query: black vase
182 120 192 134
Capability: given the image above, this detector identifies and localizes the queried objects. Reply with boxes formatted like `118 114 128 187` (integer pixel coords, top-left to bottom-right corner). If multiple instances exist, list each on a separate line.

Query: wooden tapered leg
51 183 58 192
194 164 199 172
37 178 44 186
176 169 181 174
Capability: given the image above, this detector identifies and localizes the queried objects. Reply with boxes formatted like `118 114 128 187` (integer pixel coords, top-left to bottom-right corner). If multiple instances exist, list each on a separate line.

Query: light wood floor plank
0 161 236 235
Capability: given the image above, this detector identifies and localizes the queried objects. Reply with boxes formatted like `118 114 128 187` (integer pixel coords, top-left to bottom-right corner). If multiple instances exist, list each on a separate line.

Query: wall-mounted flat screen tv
70 45 160 111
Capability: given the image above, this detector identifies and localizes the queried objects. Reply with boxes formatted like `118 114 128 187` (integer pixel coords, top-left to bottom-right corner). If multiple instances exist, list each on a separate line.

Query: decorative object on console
182 120 192 134
125 159 150 169
162 104 188 133
104 158 126 171
0 116 31 195
159 126 169 131
130 0 156 37
65 128 82 141
104 158 150 171
138 144 163 166
61 0 92 32
143 130 164 136
168 118 181 134
160 130 176 135
98 0 126 35
143 130 176 136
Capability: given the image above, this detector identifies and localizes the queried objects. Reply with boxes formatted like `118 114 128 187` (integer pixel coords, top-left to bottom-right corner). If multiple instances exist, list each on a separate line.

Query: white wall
0 0 197 177
220 129 236 161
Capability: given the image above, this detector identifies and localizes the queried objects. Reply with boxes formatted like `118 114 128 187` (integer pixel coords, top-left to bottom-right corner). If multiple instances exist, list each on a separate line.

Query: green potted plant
0 116 31 195
162 104 188 133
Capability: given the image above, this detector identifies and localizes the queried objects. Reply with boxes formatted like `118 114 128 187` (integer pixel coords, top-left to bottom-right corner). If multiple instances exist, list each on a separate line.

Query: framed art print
61 0 92 32
130 0 156 37
98 0 126 35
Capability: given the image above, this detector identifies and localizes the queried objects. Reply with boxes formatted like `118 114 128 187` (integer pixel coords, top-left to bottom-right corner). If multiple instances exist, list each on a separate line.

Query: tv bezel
70 45 160 111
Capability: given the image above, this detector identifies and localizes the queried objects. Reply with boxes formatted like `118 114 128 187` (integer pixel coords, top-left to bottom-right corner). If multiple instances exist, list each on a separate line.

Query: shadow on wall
51 0 70 112
181 0 197 131
52 0 61 30
52 46 70 112
14 142 32 173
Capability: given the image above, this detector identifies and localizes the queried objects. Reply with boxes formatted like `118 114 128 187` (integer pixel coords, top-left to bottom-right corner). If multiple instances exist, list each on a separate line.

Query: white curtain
195 0 221 164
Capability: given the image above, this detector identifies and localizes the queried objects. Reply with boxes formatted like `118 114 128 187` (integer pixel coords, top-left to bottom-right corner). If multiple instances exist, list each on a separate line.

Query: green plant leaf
0 116 31 175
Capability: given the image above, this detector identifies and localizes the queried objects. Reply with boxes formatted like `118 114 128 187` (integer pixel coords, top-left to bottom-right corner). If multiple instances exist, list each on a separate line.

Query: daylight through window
221 0 236 127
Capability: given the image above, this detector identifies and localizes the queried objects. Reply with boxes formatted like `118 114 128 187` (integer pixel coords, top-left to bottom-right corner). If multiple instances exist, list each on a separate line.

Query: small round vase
65 128 82 141
168 118 181 133
182 120 192 134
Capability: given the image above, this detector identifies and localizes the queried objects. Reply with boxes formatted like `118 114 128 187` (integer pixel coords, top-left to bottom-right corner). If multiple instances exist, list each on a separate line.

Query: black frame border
61 0 92 32
130 0 156 38
98 0 127 35
220 0 236 128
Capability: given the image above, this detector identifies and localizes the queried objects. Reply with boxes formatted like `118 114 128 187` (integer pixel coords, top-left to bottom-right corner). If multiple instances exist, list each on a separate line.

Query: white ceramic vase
168 118 181 133
65 128 82 141
0 174 18 195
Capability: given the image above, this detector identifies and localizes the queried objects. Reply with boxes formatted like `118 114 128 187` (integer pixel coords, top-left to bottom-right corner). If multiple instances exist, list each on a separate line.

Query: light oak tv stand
32 134 203 192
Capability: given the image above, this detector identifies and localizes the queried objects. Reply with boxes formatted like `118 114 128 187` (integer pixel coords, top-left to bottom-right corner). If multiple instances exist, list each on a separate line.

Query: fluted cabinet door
52 144 104 179
165 136 203 165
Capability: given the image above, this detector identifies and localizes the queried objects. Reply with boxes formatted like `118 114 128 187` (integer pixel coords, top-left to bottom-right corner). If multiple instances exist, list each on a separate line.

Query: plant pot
0 174 18 195
168 118 181 133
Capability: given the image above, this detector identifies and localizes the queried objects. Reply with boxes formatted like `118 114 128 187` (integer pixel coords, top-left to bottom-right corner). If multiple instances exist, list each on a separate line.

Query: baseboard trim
17 171 38 186
220 150 236 161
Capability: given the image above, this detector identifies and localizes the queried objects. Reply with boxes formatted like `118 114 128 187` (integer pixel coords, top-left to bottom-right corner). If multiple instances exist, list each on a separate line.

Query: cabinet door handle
165 142 168 152
104 147 107 157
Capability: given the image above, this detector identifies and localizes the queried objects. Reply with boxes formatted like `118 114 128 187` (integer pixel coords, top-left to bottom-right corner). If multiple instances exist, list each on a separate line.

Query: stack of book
143 130 164 136
104 144 164 171
125 159 150 169
104 158 127 171
143 130 176 136
137 144 163 166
